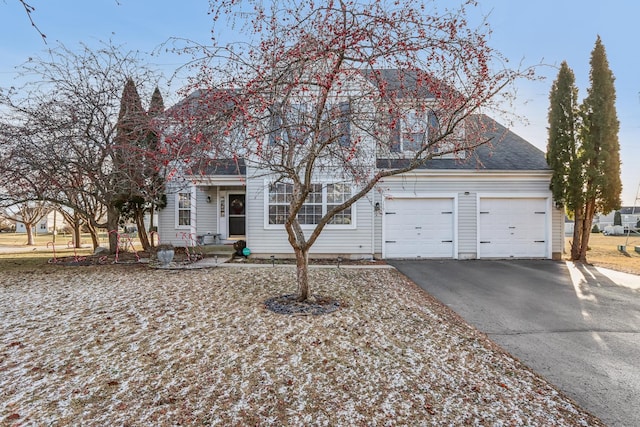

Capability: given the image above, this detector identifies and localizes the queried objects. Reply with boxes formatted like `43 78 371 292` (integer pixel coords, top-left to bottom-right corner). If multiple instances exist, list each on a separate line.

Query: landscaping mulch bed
264 293 342 315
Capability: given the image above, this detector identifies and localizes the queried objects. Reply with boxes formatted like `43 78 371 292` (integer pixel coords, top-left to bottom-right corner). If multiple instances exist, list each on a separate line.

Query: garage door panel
479 198 547 258
385 198 454 258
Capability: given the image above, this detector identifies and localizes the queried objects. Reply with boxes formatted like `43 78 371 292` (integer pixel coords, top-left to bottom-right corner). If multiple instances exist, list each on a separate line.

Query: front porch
197 184 246 242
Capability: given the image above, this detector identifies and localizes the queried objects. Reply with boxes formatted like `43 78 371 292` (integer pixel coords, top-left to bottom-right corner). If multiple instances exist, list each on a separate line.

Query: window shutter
427 111 440 143
268 107 282 146
338 102 351 147
390 113 401 152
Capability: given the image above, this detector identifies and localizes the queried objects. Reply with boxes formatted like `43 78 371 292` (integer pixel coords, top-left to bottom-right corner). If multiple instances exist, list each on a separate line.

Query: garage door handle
441 211 453 214
535 211 546 214
534 240 545 243
508 226 516 229
385 212 396 215
480 241 491 243
441 240 453 243
385 240 397 243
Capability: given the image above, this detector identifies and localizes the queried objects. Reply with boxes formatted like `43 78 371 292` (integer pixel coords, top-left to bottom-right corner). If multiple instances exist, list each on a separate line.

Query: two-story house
157 69 563 260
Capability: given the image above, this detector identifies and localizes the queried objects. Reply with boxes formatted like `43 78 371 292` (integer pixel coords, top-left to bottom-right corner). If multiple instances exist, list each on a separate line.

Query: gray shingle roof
377 114 550 171
195 158 246 176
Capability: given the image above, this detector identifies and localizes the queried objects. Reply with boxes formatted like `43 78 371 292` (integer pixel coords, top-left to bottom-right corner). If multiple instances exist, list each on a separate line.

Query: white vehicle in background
602 225 625 236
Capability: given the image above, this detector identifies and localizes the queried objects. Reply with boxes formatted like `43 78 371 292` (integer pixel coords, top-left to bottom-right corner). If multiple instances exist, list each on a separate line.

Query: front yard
565 232 640 275
1 264 602 425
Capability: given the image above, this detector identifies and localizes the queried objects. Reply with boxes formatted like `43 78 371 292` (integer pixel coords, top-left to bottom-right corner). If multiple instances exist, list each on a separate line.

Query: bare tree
13 0 121 42
171 0 535 302
0 41 165 253
16 0 47 41
0 201 50 245
0 211 15 232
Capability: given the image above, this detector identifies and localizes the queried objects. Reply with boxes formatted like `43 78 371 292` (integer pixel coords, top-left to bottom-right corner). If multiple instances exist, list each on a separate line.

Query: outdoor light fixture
374 202 381 212
206 195 212 203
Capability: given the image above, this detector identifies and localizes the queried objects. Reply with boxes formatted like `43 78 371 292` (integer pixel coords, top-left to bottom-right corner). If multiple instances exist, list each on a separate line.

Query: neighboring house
596 207 640 230
158 71 563 260
15 210 67 234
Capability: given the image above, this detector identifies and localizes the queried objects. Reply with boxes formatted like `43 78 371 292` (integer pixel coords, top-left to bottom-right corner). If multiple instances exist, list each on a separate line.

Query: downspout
371 195 375 259
215 187 220 239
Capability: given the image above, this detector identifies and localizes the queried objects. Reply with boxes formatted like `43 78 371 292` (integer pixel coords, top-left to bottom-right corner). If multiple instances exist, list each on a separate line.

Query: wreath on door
230 198 244 214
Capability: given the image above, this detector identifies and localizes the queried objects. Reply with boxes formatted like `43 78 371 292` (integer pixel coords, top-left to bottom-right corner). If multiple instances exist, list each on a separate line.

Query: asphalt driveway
389 259 640 427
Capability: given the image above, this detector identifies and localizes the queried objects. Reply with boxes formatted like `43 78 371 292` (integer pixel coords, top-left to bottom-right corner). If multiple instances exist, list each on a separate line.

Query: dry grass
565 233 640 275
1 264 602 426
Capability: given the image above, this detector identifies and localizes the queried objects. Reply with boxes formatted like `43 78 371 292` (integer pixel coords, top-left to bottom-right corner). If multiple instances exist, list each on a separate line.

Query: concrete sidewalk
586 263 640 290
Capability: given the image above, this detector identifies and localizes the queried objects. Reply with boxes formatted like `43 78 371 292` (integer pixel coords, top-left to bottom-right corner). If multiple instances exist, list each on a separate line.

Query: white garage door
384 198 454 258
479 198 548 258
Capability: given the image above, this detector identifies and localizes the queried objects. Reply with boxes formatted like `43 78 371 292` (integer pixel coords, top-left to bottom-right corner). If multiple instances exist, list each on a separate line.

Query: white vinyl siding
245 169 374 257
157 183 197 247
457 192 477 259
196 187 218 236
551 203 565 259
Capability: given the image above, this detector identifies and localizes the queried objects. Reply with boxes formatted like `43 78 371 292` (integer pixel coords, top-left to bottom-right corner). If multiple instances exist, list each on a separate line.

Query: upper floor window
392 109 439 153
268 102 351 147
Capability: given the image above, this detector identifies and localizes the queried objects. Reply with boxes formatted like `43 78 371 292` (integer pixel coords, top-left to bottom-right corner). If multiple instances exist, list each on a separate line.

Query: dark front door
228 194 246 236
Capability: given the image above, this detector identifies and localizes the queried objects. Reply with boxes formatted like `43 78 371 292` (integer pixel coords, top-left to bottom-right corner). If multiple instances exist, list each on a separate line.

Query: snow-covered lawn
1 265 602 426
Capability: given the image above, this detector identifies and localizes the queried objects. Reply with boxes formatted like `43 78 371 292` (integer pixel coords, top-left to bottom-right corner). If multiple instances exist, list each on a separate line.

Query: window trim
175 190 194 229
264 179 356 230
391 108 441 154
268 101 351 147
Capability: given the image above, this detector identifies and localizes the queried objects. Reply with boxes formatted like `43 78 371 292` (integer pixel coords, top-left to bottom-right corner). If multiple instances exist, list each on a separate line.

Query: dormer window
391 109 439 153
401 110 427 152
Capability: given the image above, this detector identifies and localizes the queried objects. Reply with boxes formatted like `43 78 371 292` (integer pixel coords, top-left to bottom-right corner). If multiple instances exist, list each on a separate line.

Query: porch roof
187 158 246 186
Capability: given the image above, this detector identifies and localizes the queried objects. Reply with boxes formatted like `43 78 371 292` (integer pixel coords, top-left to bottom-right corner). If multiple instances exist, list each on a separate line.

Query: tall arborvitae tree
547 61 584 259
146 87 166 247
549 37 621 262
113 78 149 250
577 36 622 261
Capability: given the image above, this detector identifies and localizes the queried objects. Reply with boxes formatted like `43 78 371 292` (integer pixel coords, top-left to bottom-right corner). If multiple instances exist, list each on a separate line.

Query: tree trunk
73 212 82 249
135 209 150 251
106 206 120 254
25 223 35 246
295 247 310 302
570 205 584 260
86 222 100 250
578 199 597 262
149 204 156 247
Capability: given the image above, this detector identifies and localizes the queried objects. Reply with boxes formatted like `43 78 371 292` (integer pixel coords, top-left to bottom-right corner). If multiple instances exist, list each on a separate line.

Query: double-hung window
267 182 353 227
269 101 351 147
326 183 351 224
268 183 293 225
392 109 439 153
177 192 191 227
401 109 427 152
298 184 323 225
